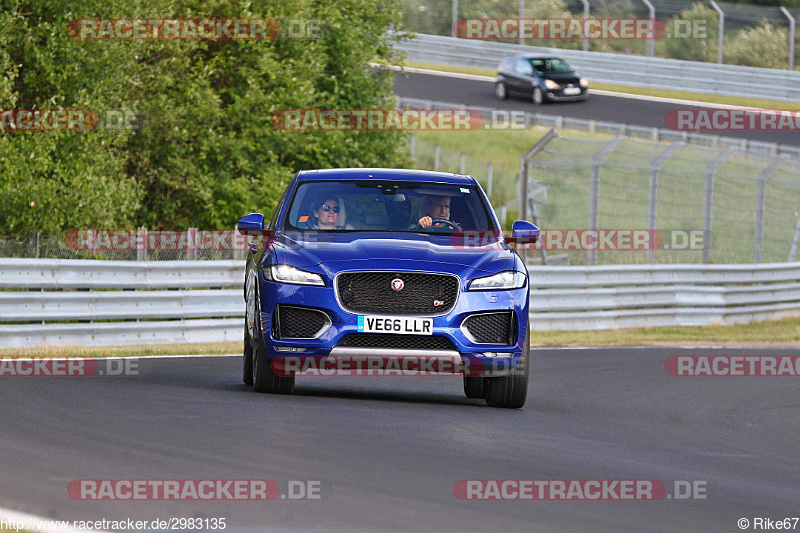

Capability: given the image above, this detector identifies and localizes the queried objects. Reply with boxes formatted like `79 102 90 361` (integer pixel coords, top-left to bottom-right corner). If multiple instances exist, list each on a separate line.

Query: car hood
543 72 580 84
271 231 519 276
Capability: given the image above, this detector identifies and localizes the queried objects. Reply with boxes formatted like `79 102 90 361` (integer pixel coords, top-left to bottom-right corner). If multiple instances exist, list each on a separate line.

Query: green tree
661 3 718 63
0 0 410 235
724 19 790 69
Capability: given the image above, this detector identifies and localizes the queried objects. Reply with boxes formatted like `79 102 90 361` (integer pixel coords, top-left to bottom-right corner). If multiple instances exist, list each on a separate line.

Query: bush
660 3 719 63
724 19 790 69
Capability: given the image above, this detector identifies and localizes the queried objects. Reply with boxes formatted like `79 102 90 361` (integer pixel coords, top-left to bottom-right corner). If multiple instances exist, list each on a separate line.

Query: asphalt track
2 348 799 532
393 71 800 147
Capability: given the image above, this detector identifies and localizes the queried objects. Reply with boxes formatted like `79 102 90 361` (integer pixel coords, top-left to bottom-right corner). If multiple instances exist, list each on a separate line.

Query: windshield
531 58 573 74
283 180 496 234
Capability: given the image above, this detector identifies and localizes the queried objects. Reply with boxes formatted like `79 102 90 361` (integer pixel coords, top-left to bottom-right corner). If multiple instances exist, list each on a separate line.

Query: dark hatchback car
496 54 588 105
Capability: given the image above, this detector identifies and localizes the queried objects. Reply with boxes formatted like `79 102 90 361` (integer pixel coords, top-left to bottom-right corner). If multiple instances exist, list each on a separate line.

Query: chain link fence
0 230 246 261
526 133 800 265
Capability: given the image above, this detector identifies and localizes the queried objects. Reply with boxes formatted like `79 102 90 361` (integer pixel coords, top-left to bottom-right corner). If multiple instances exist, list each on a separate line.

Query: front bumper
545 87 588 101
258 275 529 377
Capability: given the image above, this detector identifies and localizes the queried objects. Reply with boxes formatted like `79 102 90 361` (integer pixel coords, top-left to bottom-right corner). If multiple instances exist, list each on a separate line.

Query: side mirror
511 220 539 244
237 213 264 235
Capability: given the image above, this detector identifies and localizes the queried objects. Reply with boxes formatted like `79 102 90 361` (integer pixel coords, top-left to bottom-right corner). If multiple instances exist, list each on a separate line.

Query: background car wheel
484 327 529 409
463 376 485 399
252 305 294 394
242 321 253 385
532 87 544 105
495 81 507 100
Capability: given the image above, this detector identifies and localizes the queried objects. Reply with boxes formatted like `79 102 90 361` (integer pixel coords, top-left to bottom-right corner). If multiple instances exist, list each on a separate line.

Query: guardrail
529 262 800 330
397 33 800 103
3 259 800 347
397 97 800 159
1 259 243 348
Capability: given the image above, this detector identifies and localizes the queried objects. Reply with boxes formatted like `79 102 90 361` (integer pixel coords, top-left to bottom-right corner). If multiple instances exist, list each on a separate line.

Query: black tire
242 321 253 385
495 81 508 100
252 304 294 394
484 327 530 409
463 376 485 399
532 87 544 106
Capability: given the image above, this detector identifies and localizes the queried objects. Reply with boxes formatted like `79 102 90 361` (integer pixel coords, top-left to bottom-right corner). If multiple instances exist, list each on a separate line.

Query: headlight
579 78 588 88
262 264 325 286
468 271 526 290
544 79 559 90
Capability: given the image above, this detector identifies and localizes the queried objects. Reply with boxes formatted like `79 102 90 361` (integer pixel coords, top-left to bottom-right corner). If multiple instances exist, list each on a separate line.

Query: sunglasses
319 205 340 213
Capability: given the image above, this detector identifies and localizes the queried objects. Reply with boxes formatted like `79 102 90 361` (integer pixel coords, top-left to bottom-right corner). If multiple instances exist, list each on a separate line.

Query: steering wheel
421 218 461 231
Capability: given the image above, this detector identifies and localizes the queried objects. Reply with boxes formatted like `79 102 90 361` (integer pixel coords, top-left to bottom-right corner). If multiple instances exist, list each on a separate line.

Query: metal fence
525 131 800 265
2 258 799 348
0 259 243 348
403 0 800 69
0 229 246 261
396 33 800 101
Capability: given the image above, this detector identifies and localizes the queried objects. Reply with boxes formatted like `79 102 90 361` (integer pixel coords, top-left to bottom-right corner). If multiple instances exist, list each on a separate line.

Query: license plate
357 316 433 335
563 87 581 95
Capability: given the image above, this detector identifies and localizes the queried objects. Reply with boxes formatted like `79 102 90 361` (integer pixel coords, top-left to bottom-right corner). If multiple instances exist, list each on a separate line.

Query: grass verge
0 342 239 358
2 317 798 357
398 60 800 111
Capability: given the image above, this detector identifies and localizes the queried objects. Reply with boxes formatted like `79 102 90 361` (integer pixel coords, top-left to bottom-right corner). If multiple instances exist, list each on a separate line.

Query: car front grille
337 334 455 351
337 271 459 315
275 305 329 339
462 312 516 345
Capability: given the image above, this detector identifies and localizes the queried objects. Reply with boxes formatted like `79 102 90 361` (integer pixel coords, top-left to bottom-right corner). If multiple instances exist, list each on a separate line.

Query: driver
416 195 461 230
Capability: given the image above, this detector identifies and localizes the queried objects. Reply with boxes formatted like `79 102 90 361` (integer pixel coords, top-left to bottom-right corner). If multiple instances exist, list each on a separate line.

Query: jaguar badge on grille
433 300 444 307
391 278 404 291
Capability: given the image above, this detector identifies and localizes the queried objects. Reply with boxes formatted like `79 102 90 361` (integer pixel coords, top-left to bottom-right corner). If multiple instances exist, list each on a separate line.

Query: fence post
520 128 558 222
710 0 724 64
487 162 493 199
580 0 590 52
410 135 416 159
137 227 148 261
640 0 655 57
781 7 795 70
434 145 440 171
452 0 458 38
647 142 682 262
754 159 781 264
187 227 198 260
789 212 800 262
703 149 730 264
588 136 627 265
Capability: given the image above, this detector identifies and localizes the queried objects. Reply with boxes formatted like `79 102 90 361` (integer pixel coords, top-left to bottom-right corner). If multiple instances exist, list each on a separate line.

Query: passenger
308 197 344 230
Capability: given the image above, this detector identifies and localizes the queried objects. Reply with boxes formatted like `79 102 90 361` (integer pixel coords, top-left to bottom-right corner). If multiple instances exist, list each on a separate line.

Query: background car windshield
531 58 573 74
284 181 495 232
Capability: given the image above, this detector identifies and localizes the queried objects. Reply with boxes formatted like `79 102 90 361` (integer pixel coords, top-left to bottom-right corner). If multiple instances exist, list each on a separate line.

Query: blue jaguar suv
237 168 539 408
